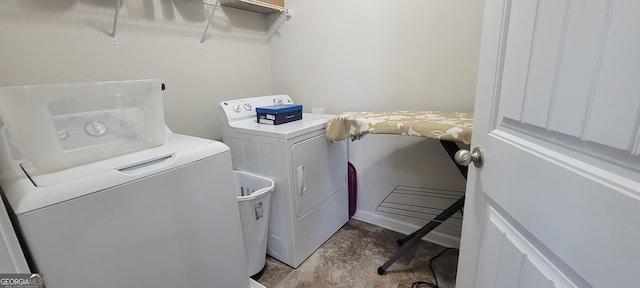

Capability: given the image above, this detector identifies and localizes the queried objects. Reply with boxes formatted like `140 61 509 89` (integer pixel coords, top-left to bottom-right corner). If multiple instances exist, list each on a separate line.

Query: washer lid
228 113 334 139
2 133 230 214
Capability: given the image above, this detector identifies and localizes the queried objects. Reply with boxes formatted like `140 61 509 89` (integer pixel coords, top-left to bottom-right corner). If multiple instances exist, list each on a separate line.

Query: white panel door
456 0 640 287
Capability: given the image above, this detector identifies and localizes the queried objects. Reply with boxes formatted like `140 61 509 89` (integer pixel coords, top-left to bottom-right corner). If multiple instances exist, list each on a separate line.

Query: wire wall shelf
109 0 292 45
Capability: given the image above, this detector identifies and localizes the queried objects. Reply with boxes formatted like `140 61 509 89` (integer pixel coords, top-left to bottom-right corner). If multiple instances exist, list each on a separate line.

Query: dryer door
292 134 347 218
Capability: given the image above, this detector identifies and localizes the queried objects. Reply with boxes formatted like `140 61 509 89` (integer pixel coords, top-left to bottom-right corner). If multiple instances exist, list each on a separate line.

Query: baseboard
352 209 461 248
249 278 266 288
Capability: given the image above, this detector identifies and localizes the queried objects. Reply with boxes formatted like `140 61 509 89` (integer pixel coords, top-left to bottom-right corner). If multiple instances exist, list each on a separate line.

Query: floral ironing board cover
326 111 473 144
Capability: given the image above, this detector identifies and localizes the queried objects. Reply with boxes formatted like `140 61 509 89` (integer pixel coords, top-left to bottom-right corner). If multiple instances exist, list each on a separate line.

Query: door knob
455 147 484 167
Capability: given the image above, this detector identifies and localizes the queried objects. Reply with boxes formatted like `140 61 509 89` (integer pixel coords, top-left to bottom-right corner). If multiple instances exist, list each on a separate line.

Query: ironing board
325 111 473 275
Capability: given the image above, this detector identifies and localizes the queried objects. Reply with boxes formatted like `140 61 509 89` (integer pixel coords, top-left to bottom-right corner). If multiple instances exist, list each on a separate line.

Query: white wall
268 0 484 113
267 0 484 246
0 0 273 140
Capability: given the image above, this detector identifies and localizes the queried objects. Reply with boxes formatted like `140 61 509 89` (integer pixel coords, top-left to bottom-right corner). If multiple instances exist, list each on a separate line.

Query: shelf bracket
200 0 220 45
285 7 294 17
111 0 122 45
267 7 293 36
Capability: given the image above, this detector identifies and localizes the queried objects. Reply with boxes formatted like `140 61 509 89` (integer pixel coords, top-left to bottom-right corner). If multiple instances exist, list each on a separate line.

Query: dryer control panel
220 95 293 123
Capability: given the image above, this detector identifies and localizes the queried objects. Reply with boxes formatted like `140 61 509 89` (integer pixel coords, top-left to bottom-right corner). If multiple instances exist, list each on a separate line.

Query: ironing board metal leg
377 196 465 275
378 140 468 275
396 141 467 246
440 140 468 178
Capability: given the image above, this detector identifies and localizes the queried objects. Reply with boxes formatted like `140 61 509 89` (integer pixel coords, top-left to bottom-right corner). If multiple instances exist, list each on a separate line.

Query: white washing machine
219 95 348 268
0 195 29 273
0 128 252 288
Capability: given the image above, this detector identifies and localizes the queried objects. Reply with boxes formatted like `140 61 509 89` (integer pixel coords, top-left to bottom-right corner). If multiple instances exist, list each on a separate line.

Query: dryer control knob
243 103 253 111
233 105 242 113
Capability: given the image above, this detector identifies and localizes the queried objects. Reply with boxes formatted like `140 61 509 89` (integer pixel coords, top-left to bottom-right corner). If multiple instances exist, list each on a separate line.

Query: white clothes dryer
0 129 251 288
219 95 348 268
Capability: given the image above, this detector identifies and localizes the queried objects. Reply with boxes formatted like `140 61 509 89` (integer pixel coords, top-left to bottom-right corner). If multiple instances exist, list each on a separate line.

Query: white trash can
233 171 275 277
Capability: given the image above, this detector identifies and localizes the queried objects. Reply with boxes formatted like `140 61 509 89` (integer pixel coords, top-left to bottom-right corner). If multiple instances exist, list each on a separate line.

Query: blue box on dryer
256 104 303 125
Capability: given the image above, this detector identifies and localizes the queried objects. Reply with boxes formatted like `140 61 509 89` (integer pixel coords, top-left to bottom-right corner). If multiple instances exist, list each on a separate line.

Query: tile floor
255 219 459 288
